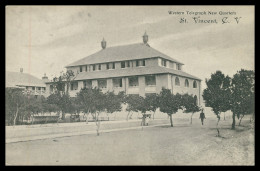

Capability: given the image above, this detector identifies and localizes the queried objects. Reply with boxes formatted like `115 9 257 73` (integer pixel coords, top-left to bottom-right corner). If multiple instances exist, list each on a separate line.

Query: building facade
6 69 49 98
46 33 202 105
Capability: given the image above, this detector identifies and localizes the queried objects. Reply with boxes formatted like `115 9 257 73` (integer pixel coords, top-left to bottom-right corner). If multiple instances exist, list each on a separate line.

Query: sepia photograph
5 5 254 165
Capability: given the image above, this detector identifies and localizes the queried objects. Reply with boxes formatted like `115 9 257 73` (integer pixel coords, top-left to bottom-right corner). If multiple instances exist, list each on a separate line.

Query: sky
6 6 254 91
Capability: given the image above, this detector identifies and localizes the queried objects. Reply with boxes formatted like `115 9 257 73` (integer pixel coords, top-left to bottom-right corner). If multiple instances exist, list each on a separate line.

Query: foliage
202 71 232 116
5 88 27 125
181 94 200 124
104 91 123 114
158 88 182 127
47 93 72 120
144 94 159 119
231 69 255 128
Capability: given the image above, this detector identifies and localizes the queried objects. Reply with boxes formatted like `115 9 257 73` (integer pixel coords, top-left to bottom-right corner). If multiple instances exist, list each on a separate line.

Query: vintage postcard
6 5 254 165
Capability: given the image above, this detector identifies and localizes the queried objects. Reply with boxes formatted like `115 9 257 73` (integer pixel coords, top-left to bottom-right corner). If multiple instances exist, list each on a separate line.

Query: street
6 117 254 165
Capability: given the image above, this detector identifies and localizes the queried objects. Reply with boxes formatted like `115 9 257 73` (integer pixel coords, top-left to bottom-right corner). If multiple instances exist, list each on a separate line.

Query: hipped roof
66 43 184 67
6 71 46 88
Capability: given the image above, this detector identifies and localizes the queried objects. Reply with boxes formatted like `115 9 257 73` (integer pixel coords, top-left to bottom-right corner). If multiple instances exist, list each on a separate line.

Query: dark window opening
126 61 130 67
185 79 189 87
129 76 139 87
98 64 101 70
113 78 123 88
85 66 88 72
106 63 110 70
98 79 107 89
145 75 156 86
136 60 139 67
80 66 82 72
112 63 115 69
121 62 125 68
193 81 197 88
175 77 180 86
32 87 35 90
93 65 96 71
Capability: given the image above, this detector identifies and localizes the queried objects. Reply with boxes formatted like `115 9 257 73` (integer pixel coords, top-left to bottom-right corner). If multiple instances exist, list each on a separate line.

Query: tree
231 69 255 128
158 88 182 127
202 71 231 136
47 93 71 121
76 87 106 136
144 94 159 120
5 88 27 126
125 95 141 121
104 91 123 120
181 94 200 124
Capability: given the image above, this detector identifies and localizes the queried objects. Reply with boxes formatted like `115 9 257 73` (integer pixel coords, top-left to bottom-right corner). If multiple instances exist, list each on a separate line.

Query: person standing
199 109 206 125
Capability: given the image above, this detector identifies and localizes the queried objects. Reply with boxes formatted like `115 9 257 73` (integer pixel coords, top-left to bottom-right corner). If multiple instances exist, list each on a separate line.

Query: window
32 87 35 90
112 62 115 69
129 76 139 87
175 77 180 86
126 61 130 67
92 65 96 71
84 80 92 88
98 64 101 70
106 63 110 70
136 60 139 67
113 78 123 87
80 66 82 72
185 79 189 87
37 87 41 90
145 75 156 86
70 82 78 90
121 62 125 68
85 66 88 72
161 59 167 67
98 79 107 89
42 87 46 91
138 60 145 67
193 81 197 88
177 64 181 70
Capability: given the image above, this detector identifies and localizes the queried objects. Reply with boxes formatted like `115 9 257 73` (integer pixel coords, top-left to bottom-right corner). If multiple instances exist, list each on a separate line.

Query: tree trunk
169 114 173 127
224 112 225 120
153 111 155 120
190 113 194 124
61 111 65 120
239 115 244 126
231 112 236 130
216 114 220 137
13 104 19 126
95 112 100 136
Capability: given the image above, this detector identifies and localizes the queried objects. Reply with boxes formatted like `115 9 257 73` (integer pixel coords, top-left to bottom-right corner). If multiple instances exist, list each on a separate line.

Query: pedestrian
199 109 206 125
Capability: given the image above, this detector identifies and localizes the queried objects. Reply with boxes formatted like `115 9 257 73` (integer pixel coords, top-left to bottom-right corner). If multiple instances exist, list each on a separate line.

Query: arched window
193 81 197 88
194 95 198 105
185 79 189 87
175 77 180 86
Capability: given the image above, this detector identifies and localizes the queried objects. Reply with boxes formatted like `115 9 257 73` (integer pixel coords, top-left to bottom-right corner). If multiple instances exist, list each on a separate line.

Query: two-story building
46 32 202 105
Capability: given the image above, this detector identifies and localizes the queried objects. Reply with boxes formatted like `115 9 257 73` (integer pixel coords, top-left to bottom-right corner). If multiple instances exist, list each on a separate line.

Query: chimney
42 73 49 82
20 68 23 73
143 31 148 44
101 38 106 49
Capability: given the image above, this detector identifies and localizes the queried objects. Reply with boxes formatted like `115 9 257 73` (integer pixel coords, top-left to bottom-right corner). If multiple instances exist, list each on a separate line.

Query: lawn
5 116 254 165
